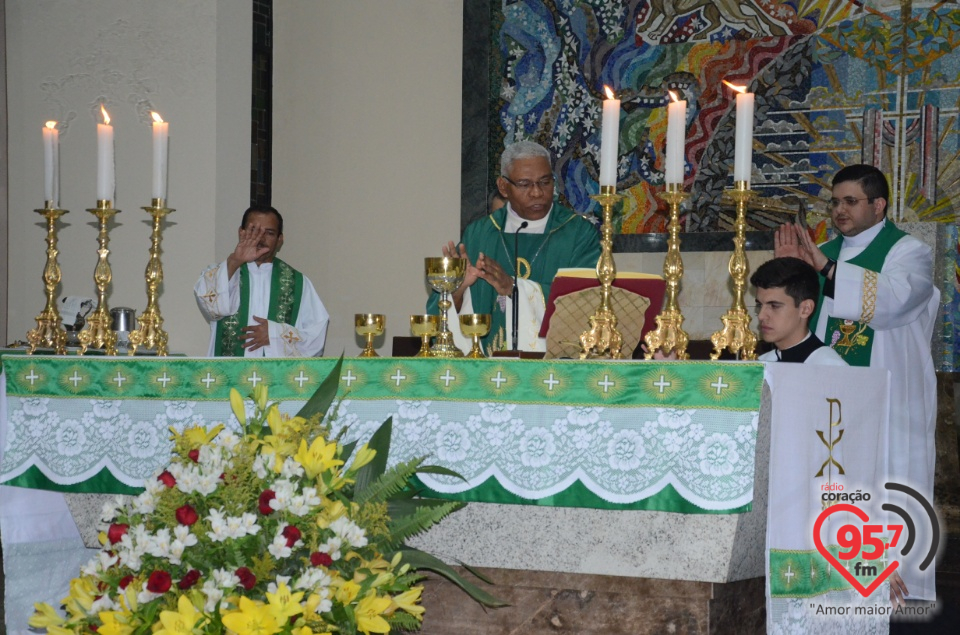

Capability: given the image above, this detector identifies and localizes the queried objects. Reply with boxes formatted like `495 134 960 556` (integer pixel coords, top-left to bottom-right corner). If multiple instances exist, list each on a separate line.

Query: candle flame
668 90 680 103
604 85 615 100
151 111 164 124
45 121 57 129
101 105 111 125
722 80 746 93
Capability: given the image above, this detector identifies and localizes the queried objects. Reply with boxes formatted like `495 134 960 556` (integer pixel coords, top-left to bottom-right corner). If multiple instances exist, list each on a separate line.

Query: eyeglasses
502 175 555 192
828 196 874 211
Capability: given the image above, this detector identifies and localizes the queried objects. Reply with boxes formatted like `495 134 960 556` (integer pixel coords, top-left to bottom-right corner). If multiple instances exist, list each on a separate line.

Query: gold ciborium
425 257 466 358
459 314 491 359
410 314 439 357
355 313 385 357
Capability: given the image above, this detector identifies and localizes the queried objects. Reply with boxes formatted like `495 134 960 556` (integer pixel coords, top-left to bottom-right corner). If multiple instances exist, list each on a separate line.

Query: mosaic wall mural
491 0 960 236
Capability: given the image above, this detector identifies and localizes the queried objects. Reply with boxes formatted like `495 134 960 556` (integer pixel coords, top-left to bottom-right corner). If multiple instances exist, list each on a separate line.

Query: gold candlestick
128 198 174 356
710 181 758 360
26 202 70 354
644 184 690 359
78 200 120 355
579 185 625 359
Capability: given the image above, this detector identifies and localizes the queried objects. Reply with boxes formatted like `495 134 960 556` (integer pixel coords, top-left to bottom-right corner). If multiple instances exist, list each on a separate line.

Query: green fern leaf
355 458 424 504
384 500 463 549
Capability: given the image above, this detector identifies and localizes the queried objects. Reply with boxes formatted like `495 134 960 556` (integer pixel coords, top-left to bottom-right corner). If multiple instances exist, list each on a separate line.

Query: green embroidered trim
769 547 891 597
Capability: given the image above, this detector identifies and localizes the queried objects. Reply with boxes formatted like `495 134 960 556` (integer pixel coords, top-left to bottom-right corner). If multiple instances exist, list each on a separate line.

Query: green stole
811 221 907 366
214 258 305 357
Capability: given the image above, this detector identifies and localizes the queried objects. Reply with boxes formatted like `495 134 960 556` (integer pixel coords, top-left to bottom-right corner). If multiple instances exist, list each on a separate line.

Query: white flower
137 589 163 604
206 508 229 542
131 491 157 515
519 427 556 468
91 400 121 418
641 420 658 438
479 402 515 424
607 429 646 471
280 457 305 479
435 422 471 462
698 433 740 477
551 418 568 436
396 401 430 419
201 580 224 612
127 420 160 459
173 524 198 547
295 568 332 591
90 594 116 613
330 516 367 548
687 423 705 442
318 536 343 561
268 532 293 558
215 429 240 452
239 513 260 535
566 407 602 426
735 424 754 444
572 428 593 450
484 426 508 446
267 576 293 594
657 408 695 429
252 453 271 479
270 479 297 513
56 419 87 456
212 567 239 588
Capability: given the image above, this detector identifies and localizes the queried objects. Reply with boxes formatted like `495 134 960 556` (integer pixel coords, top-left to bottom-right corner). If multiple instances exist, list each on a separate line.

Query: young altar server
750 257 846 365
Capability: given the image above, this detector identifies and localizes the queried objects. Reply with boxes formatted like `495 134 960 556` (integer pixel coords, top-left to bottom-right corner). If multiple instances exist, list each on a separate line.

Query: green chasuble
214 258 305 357
810 221 907 366
427 205 601 351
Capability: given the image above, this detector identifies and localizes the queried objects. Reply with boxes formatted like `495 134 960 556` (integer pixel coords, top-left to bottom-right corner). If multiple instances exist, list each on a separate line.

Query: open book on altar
539 268 666 358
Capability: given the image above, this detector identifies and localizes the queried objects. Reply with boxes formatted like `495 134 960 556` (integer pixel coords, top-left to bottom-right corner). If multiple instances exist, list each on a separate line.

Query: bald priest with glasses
428 141 601 353
774 163 939 606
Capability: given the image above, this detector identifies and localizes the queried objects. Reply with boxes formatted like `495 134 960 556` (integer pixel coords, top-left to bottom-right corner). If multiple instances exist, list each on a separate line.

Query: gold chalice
459 314 491 358
355 313 385 357
410 314 439 357
425 257 466 358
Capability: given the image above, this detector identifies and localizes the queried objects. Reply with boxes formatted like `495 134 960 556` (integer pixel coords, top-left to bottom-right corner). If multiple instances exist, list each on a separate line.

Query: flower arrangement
30 358 501 635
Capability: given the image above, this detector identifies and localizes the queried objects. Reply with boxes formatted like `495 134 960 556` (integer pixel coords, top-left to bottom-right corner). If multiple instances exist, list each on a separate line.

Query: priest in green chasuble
428 141 601 352
195 206 330 357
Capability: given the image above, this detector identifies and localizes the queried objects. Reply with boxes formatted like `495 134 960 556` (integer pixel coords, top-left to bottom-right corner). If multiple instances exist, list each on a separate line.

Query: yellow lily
154 594 204 635
221 597 281 635
97 610 135 635
230 388 246 426
254 384 269 411
266 581 304 623
62 576 98 618
177 423 225 447
333 580 360 605
28 603 65 629
347 444 377 473
355 592 392 635
388 586 425 618
294 436 344 479
315 500 347 529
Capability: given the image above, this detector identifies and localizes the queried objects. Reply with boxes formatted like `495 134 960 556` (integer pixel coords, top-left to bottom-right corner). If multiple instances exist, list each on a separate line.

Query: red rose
146 570 172 593
258 490 276 515
236 567 256 590
178 569 201 590
90 626 99 632
310 552 333 567
282 525 301 547
157 470 176 487
118 575 133 589
175 504 199 526
188 449 200 462
107 523 129 545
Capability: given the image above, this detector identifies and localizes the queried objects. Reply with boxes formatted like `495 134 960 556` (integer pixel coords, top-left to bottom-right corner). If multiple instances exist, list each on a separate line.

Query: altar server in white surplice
194 206 329 357
775 164 939 604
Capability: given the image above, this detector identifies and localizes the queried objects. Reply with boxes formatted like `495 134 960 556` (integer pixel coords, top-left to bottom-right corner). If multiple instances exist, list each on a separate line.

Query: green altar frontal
1 356 764 513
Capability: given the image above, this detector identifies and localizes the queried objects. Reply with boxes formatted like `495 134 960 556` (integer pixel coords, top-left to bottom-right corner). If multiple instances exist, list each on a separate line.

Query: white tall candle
599 86 620 187
97 106 114 201
665 92 686 185
733 90 755 184
43 121 59 206
151 112 169 200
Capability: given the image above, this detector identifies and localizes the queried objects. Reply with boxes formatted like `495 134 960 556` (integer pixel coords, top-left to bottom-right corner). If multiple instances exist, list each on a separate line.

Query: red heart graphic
813 503 899 597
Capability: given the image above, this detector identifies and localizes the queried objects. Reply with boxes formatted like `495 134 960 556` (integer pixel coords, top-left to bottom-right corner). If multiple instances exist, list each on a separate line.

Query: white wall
5 0 250 355
272 0 463 356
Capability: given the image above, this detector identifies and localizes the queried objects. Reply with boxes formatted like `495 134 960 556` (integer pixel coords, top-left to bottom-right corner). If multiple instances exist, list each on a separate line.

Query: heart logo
813 503 899 597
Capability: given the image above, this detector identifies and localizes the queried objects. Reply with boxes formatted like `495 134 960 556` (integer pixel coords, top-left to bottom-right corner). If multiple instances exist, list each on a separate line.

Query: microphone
512 221 528 351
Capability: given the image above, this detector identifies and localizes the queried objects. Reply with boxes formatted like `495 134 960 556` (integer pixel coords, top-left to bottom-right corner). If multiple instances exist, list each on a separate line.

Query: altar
0 355 892 634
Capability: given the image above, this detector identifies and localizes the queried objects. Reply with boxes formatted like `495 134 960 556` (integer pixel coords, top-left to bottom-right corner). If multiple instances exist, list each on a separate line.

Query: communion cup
425 257 466 357
410 314 440 357
355 313 385 357
459 313 491 359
